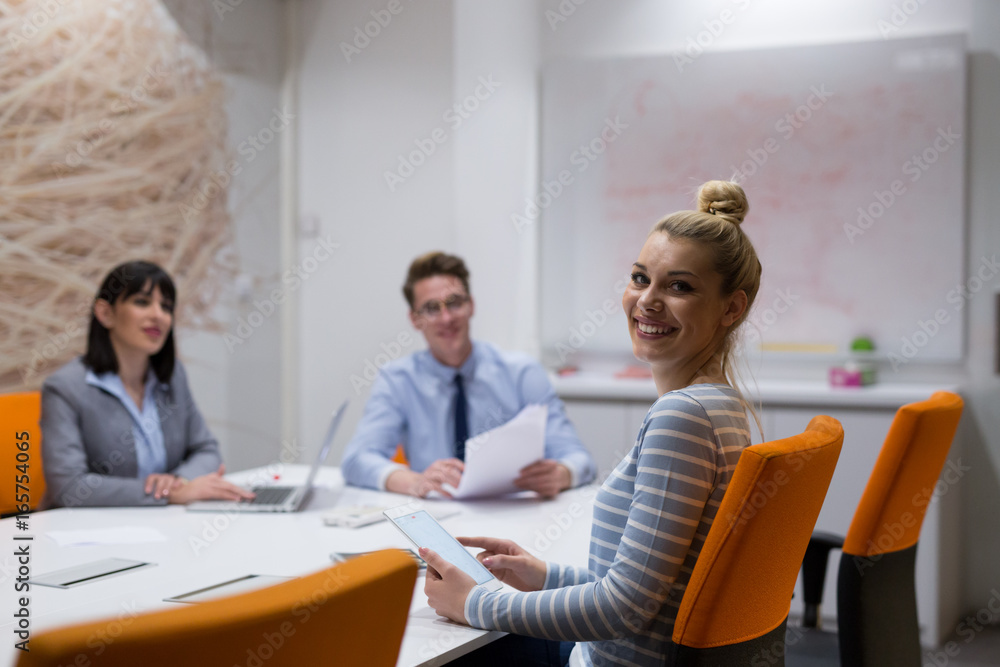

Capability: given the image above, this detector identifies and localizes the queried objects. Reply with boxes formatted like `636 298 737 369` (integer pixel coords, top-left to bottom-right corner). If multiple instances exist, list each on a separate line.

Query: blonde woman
422 181 762 667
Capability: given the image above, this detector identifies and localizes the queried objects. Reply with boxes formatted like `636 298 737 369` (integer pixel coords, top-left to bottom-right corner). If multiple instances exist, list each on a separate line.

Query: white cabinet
556 376 961 646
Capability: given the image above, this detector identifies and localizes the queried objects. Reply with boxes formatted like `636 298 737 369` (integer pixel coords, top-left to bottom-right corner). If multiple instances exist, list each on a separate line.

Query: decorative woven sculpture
0 0 233 390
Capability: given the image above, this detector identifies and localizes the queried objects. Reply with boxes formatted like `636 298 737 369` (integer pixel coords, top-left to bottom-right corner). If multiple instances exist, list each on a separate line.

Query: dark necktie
454 373 468 461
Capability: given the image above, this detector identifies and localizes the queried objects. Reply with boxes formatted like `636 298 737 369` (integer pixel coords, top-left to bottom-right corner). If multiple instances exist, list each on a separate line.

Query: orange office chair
668 415 845 665
790 391 964 666
392 444 409 465
17 550 418 667
0 391 45 515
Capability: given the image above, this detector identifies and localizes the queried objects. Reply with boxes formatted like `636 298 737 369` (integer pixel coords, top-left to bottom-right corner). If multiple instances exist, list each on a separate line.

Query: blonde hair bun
697 180 749 226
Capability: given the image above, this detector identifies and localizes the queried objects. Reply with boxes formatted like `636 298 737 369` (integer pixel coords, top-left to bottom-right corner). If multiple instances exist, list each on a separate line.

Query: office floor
936 625 1000 666
786 625 1000 666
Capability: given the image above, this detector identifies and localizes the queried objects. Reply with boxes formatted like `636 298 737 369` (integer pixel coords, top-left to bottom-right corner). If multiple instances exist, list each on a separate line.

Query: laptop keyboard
250 486 295 505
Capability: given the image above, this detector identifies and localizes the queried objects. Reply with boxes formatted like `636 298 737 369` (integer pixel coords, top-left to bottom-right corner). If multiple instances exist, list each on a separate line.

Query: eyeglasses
413 293 470 319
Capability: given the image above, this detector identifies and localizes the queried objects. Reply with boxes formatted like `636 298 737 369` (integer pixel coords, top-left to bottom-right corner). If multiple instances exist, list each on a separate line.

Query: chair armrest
800 531 845 628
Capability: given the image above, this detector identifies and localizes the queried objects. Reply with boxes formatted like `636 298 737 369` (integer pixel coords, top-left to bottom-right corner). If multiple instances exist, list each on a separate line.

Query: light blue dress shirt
85 370 167 480
340 341 596 490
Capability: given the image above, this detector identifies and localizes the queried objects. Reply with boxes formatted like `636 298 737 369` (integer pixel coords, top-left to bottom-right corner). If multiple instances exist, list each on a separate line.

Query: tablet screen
390 510 494 585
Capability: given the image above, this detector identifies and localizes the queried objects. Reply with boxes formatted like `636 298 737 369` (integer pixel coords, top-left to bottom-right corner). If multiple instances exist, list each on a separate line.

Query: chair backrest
671 415 844 659
392 443 409 465
16 549 418 667
842 390 963 558
835 391 963 666
0 391 45 514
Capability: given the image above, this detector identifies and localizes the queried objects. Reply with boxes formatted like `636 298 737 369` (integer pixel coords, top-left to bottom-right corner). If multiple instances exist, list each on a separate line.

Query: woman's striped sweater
464 383 751 666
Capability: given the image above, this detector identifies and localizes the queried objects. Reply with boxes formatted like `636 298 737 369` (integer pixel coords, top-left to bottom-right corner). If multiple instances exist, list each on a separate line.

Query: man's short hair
402 251 471 309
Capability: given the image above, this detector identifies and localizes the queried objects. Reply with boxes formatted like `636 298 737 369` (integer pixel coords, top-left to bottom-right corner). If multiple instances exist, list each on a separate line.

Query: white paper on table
450 404 548 499
46 526 167 547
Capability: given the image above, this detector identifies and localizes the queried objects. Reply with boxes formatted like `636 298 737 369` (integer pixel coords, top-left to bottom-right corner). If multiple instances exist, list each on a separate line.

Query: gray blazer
40 357 222 508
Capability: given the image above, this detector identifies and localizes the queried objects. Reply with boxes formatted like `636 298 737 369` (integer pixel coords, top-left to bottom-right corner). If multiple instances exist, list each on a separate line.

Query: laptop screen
301 400 348 491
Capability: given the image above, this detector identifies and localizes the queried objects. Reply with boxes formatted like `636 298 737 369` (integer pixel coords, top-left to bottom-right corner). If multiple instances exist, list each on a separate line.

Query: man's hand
387 458 464 498
167 465 255 505
458 536 546 592
514 459 572 498
421 547 476 624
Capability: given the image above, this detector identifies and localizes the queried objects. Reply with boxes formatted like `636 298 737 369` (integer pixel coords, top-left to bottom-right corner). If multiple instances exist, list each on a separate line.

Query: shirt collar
86 368 161 398
418 342 479 383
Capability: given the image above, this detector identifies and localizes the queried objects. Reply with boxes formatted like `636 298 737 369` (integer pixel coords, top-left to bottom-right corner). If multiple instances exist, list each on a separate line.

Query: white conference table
0 466 595 667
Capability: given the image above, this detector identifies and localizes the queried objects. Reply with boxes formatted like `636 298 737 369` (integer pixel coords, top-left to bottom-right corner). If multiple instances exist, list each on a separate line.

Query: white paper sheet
449 404 547 499
46 526 167 547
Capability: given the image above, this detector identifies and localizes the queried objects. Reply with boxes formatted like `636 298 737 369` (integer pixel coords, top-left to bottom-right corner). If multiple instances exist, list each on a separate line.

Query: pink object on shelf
829 365 876 387
829 367 863 387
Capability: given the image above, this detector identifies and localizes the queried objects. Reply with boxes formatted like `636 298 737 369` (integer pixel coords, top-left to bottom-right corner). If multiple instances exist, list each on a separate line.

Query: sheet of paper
450 404 547 499
46 526 167 547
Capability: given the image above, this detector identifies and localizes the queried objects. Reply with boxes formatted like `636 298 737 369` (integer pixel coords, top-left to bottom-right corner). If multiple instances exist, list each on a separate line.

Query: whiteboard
539 34 966 364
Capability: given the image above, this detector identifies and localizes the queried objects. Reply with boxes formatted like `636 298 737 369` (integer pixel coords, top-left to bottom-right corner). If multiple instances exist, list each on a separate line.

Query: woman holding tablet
40 260 253 508
422 180 762 666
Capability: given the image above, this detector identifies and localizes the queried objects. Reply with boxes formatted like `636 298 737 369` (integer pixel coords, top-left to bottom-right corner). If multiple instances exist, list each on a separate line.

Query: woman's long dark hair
83 261 177 383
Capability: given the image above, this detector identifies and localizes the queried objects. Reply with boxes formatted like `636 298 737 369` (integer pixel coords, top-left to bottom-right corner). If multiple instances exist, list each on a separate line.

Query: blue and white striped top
464 383 751 666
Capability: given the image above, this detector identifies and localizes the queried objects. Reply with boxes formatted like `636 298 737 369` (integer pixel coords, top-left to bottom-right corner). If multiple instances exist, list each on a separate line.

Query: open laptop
187 400 348 513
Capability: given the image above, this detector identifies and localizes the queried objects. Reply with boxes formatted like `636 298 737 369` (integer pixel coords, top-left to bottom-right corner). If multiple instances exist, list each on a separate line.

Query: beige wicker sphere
0 0 233 391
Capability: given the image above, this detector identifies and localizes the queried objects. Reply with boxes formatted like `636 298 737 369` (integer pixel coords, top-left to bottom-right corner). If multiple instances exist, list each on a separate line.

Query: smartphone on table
383 504 502 592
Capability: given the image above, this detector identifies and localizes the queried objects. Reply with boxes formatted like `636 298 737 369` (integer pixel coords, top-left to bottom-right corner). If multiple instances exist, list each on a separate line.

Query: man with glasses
341 251 596 498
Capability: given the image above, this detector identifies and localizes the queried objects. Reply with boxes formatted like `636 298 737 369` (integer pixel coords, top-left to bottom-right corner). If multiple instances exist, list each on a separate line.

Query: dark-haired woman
40 261 253 508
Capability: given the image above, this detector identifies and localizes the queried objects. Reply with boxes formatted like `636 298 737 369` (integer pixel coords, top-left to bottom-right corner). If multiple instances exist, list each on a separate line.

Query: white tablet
384 504 502 592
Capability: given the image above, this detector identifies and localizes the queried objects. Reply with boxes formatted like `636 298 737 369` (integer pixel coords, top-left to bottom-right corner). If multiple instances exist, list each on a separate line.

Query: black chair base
669 619 790 666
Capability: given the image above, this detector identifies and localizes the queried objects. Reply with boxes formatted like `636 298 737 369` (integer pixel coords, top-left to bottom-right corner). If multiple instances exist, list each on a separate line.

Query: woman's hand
458 536 546 592
167 465 255 505
144 473 182 500
421 547 476 624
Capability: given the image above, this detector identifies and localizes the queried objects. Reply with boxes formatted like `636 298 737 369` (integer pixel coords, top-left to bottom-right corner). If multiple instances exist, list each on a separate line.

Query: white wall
453 1 541 355
961 0 1000 619
533 0 1000 618
163 0 287 471
290 0 1000 620
295 0 456 462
